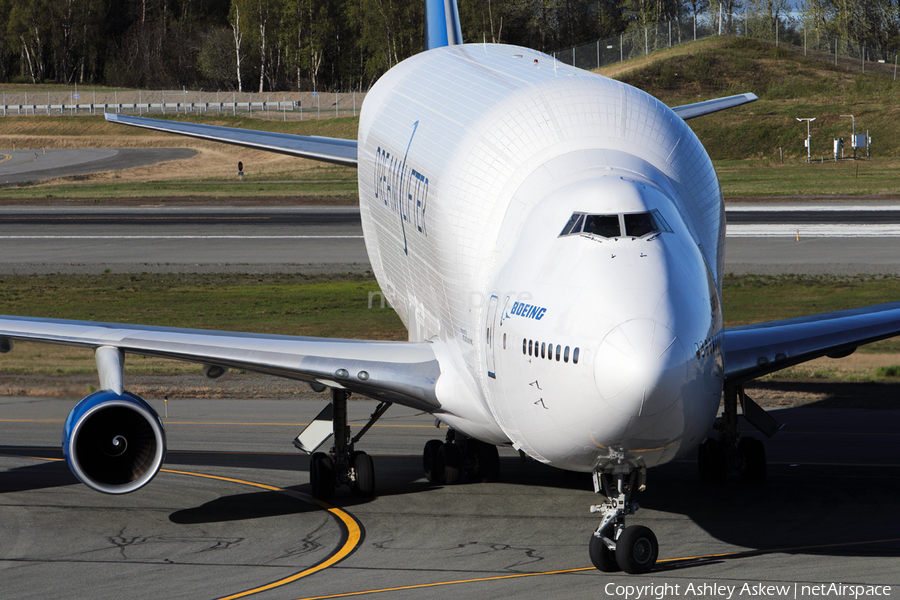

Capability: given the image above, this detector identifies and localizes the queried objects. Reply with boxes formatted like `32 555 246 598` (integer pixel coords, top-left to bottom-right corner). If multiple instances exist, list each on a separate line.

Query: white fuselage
356 44 725 471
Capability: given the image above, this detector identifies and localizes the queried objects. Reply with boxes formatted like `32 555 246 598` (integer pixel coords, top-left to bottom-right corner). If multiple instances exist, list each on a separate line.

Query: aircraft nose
593 319 689 418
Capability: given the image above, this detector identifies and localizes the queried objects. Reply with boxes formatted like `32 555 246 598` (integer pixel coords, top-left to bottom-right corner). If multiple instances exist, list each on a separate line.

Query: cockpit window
624 212 655 237
559 213 584 236
583 215 620 238
559 210 671 239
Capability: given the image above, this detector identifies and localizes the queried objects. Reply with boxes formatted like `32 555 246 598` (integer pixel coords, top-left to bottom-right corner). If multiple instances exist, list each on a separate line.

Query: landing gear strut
698 386 773 484
423 428 500 484
589 451 658 574
307 389 390 499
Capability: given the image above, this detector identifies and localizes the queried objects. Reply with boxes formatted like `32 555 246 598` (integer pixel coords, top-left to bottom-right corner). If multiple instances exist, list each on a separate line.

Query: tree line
0 0 898 92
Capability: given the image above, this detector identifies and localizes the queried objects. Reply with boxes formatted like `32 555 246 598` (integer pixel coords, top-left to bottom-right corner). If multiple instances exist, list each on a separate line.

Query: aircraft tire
437 443 462 485
423 439 444 482
588 533 620 572
698 438 727 484
310 452 335 499
739 437 766 484
473 441 500 483
352 451 375 497
615 525 658 574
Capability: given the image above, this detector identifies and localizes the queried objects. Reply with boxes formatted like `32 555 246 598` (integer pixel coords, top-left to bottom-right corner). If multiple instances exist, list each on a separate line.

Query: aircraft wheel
436 443 462 485
698 438 727 484
588 533 620 572
473 441 500 483
423 439 443 482
351 451 375 497
310 452 335 499
615 525 658 574
739 437 766 484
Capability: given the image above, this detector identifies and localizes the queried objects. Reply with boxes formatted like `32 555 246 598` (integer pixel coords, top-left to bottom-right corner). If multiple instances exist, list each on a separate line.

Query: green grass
716 158 900 197
604 37 900 161
875 365 900 377
0 272 405 340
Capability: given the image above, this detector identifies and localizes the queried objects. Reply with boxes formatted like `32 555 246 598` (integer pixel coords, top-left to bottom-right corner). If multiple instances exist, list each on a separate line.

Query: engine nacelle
63 390 166 494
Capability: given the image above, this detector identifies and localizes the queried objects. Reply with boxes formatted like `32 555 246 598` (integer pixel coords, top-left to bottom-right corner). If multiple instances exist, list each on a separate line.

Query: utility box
852 134 868 149
833 138 844 160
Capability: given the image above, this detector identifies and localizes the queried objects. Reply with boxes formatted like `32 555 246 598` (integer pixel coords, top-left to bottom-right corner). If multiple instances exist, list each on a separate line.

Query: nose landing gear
589 452 658 574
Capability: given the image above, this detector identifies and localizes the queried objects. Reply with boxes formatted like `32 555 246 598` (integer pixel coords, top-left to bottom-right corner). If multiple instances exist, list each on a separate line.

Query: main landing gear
422 428 500 484
698 386 781 484
589 451 658 574
301 389 392 499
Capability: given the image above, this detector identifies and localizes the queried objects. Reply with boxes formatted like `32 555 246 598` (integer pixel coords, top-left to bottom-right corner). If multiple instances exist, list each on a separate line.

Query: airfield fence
553 14 900 79
0 89 367 120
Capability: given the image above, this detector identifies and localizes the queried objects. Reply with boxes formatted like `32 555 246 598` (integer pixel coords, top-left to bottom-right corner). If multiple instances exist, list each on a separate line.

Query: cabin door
486 295 499 379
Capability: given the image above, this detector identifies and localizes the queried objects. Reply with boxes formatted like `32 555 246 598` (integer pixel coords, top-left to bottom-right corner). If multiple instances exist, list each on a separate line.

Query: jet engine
62 390 166 494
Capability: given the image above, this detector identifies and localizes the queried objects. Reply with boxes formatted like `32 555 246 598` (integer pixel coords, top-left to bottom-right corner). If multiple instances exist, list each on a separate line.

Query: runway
2 396 898 599
2 204 900 275
0 207 368 275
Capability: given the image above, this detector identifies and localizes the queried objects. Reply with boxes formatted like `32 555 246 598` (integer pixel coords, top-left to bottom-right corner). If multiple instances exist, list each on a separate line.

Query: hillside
599 37 900 161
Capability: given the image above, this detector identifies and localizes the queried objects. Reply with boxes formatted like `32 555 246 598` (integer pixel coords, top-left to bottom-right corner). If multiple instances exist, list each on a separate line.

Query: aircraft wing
104 113 358 167
723 301 900 386
0 315 439 412
671 93 758 120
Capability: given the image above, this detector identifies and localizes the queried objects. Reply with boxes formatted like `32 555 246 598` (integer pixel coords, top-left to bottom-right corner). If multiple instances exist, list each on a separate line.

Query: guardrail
0 90 366 120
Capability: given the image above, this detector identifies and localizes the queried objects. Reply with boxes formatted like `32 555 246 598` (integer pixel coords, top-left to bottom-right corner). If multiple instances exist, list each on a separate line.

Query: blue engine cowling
63 390 166 494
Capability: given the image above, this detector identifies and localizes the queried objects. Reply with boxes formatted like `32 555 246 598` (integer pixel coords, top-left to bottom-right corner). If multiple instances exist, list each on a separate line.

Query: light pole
797 118 816 163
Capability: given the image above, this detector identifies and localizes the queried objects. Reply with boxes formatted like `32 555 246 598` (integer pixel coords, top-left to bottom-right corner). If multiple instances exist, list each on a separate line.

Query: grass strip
1 272 899 377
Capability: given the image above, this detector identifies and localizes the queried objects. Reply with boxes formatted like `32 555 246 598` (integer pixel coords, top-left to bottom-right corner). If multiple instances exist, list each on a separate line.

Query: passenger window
573 348 580 364
523 339 526 354
583 215 620 238
529 340 533 356
555 345 561 361
503 333 507 349
541 342 545 358
564 346 569 362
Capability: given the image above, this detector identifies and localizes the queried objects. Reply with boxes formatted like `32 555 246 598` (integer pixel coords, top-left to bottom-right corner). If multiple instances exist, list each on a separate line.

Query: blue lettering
373 145 429 237
508 303 549 320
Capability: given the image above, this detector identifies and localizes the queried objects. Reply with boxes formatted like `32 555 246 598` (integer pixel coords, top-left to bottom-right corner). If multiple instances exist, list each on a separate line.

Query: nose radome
593 319 689 418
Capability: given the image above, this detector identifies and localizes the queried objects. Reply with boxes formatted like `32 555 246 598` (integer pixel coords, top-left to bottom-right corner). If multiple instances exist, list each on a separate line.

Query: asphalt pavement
1 396 898 600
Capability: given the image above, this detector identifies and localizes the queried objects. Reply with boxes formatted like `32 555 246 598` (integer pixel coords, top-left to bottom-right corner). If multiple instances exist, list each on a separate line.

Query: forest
0 0 898 92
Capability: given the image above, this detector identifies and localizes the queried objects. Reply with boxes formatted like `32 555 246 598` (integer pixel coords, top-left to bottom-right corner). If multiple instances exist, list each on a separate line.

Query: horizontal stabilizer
671 93 758 120
105 113 358 167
